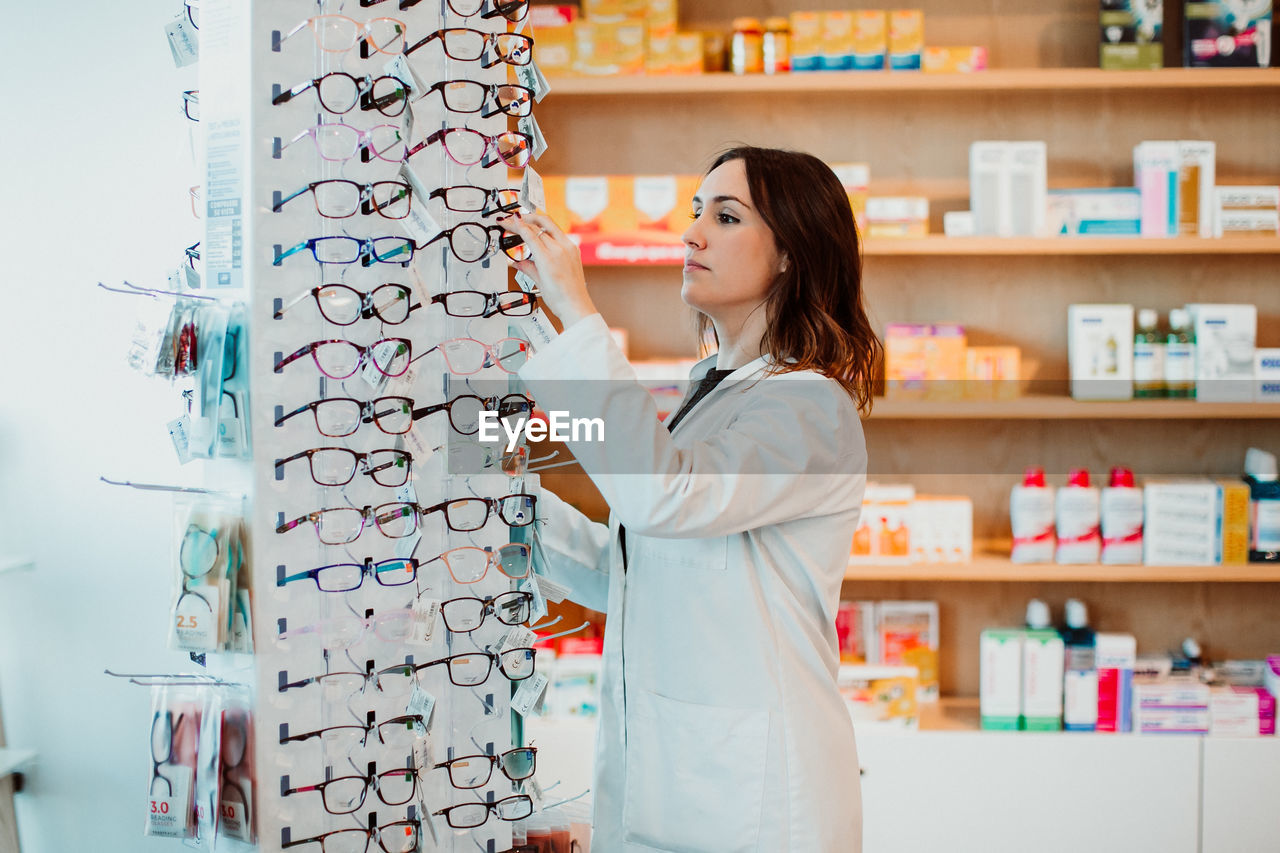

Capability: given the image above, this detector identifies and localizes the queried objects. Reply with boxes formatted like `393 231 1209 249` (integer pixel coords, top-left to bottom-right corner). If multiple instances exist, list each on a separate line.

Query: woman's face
680 159 784 323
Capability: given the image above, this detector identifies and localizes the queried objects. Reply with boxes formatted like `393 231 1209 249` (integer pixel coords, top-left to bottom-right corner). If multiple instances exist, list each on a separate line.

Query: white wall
0 3 213 850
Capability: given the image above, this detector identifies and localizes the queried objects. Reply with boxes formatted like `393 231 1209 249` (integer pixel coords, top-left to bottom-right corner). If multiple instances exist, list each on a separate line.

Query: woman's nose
681 215 705 249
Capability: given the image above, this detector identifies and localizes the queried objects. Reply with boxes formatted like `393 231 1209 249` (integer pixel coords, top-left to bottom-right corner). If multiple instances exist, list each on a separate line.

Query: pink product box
1236 686 1276 735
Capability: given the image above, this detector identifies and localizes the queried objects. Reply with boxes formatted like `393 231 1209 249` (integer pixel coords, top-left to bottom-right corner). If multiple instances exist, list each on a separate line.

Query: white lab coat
519 314 865 852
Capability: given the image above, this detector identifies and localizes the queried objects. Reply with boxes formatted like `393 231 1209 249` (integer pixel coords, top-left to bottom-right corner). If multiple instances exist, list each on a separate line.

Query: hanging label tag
401 424 434 463
216 393 247 459
533 572 570 603
510 671 549 718
394 529 422 562
514 271 539 294
172 586 220 652
397 163 443 245
412 735 434 773
361 341 404 388
516 59 551 102
407 684 437 728
396 482 419 507
219 781 252 843
409 596 440 646
230 589 253 654
519 574 548 625
518 113 548 161
164 13 199 68
512 309 558 352
380 359 420 401
146 765 193 837
499 625 538 656
520 165 546 213
384 53 427 98
525 776 546 812
168 416 193 464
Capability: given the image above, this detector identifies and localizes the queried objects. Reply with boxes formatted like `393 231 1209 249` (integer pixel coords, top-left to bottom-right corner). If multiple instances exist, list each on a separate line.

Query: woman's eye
688 210 701 221
717 212 738 224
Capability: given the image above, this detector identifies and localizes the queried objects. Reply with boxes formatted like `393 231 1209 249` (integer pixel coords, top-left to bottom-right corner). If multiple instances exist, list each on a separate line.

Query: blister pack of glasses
170 494 253 655
145 685 206 840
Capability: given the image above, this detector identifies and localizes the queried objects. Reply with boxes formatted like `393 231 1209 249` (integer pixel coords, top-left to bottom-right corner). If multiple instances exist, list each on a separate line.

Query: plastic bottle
1165 307 1196 399
1056 468 1101 564
1010 466 1055 563
1100 466 1144 565
1022 599 1064 730
1132 308 1166 398
1244 447 1280 562
762 16 791 74
730 17 764 74
1061 598 1098 732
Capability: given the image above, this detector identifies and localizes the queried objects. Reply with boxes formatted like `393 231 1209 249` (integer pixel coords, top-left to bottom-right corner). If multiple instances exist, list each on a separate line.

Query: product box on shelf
1177 141 1215 237
888 10 924 70
852 10 887 69
668 32 704 73
1184 0 1272 67
1022 628 1065 730
1255 349 1280 402
531 6 578 75
789 11 823 71
1217 478 1251 563
922 45 988 72
632 358 698 418
1209 685 1266 736
1213 185 1280 236
1187 303 1257 402
545 638 604 718
1047 188 1142 236
1096 632 1137 732
981 629 1023 730
964 346 1021 399
829 162 870 232
1100 0 1164 69
836 600 878 663
821 10 857 70
865 196 929 238
582 0 648 21
884 323 967 400
1068 303 1135 400
838 665 921 730
542 174 697 264
573 19 647 75
911 495 973 563
647 0 677 31
1143 479 1222 565
851 484 915 564
1133 141 1180 237
969 141 1047 237
1135 677 1211 734
878 600 939 701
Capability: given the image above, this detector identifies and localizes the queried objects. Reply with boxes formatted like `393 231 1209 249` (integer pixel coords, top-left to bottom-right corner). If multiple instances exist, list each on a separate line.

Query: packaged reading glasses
145 685 205 840
170 493 253 655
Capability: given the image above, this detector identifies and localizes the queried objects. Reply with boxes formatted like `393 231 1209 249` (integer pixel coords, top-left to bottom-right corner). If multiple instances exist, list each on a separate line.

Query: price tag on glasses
164 12 199 68
498 625 537 657
520 164 546 213
516 59 551 103
519 113 548 161
410 596 440 647
407 684 437 728
510 671 548 719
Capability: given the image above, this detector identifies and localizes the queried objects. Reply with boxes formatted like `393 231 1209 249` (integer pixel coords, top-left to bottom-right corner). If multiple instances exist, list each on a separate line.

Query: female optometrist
500 146 881 853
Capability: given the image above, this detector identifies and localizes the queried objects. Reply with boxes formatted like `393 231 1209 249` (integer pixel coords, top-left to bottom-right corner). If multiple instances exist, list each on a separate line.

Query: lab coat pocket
623 689 769 852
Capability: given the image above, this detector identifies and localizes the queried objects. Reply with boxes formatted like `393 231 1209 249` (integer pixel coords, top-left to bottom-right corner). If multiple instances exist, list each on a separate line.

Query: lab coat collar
689 351 777 385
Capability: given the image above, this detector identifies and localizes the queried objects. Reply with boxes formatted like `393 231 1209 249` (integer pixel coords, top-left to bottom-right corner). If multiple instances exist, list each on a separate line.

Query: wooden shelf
0 749 34 780
549 68 1280 97
869 395 1280 420
919 697 981 732
846 542 1280 582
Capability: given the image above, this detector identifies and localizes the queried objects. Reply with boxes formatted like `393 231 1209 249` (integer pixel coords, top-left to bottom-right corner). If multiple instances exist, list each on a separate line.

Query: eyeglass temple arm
274 450 310 471
279 126 314 153
277 566 318 586
410 400 449 421
272 77 317 105
275 513 316 534
274 342 316 373
273 287 316 320
273 401 315 427
272 183 314 213
274 239 312 266
403 31 437 56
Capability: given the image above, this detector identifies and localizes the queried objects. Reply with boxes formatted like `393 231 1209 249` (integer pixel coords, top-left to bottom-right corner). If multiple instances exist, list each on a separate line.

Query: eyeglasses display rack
198 0 548 849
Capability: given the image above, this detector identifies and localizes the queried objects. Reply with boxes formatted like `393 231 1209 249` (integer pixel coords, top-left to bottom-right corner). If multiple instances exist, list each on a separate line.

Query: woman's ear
778 254 789 274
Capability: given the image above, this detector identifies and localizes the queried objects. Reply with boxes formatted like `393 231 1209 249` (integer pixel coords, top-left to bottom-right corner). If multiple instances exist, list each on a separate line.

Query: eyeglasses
445 440 531 478
276 396 417 437
406 127 530 169
278 557 419 592
422 336 530 375
423 222 529 264
404 27 533 66
272 72 409 116
275 447 413 488
280 15 406 55
412 392 534 435
274 235 417 267
275 283 418 326
273 180 412 220
219 710 251 836
280 819 421 853
273 337 411 380
184 0 199 29
425 543 532 585
440 590 533 633
150 710 185 797
423 80 533 118
275 493 535 544
280 664 422 699
391 647 536 688
430 185 522 218
433 794 533 830
281 715 426 754
176 522 218 617
435 747 536 790
282 122 407 163
278 608 416 650
368 0 530 24
283 766 419 815
182 89 199 121
431 289 537 318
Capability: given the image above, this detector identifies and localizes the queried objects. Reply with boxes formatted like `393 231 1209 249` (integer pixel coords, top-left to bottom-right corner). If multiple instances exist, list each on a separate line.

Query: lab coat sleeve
532 485 612 613
519 314 866 539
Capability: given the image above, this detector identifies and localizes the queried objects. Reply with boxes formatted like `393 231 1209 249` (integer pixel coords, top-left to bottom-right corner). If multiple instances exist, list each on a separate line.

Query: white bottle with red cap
1056 468 1102 564
1011 467 1056 563
1100 466 1144 564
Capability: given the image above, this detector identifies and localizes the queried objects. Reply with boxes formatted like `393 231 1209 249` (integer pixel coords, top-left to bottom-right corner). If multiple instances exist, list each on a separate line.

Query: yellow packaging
965 346 1021 400
829 162 870 233
647 0 678 31
669 31 704 73
888 9 923 70
634 175 699 232
532 22 577 76
838 665 920 730
821 10 857 70
646 24 675 73
924 324 966 400
1216 479 1250 565
923 45 988 73
582 0 647 21
573 19 647 75
702 29 727 71
885 324 931 401
852 10 887 70
789 11 823 70
851 484 915 562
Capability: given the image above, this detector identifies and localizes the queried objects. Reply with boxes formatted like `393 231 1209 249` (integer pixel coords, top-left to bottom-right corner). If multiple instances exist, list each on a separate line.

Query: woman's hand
500 211 598 330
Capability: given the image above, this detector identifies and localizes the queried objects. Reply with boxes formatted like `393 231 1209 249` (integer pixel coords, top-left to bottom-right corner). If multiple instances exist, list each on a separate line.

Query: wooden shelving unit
869 395 1279 420
548 68 1280 96
847 541 1280 582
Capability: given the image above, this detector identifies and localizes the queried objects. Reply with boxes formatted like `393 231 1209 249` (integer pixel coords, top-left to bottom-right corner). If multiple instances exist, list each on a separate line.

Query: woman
502 146 880 852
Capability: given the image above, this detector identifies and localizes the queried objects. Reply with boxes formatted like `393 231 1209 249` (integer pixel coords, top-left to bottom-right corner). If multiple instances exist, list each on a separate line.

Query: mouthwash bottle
1133 309 1165 398
1165 308 1196 399
1244 447 1280 563
1061 598 1098 732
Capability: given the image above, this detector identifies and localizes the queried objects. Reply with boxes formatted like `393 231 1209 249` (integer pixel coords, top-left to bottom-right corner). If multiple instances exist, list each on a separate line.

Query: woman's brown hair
696 146 882 415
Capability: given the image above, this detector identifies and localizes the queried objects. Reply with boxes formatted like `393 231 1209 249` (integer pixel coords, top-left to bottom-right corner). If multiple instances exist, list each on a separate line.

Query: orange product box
851 483 915 564
885 323 931 400
924 323 966 400
582 0 647 21
544 175 636 234
821 10 857 70
645 21 676 73
573 19 647 75
789 11 823 70
633 174 698 232
923 45 988 73
877 601 939 701
964 345 1021 400
529 4 577 27
888 9 923 70
531 13 578 76
669 31 704 73
647 0 678 31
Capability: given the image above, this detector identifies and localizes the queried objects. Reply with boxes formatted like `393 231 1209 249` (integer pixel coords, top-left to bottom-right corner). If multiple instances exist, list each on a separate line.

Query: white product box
1008 141 1048 237
1212 185 1280 236
1256 349 1280 402
1046 188 1141 236
837 664 920 731
1216 210 1280 236
1096 632 1137 733
943 210 975 236
1135 678 1210 709
1136 707 1211 734
970 141 1008 237
1177 141 1215 237
866 196 929 222
1021 629 1065 729
912 496 973 563
850 484 915 564
1133 141 1179 237
1187 303 1257 402
1210 685 1261 736
1101 483 1145 564
1064 669 1099 731
980 629 1023 730
1068 304 1135 400
1142 480 1222 565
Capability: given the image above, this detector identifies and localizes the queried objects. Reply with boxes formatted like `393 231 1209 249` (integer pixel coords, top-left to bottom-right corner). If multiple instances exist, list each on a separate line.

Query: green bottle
1133 308 1165 398
1165 308 1196 399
